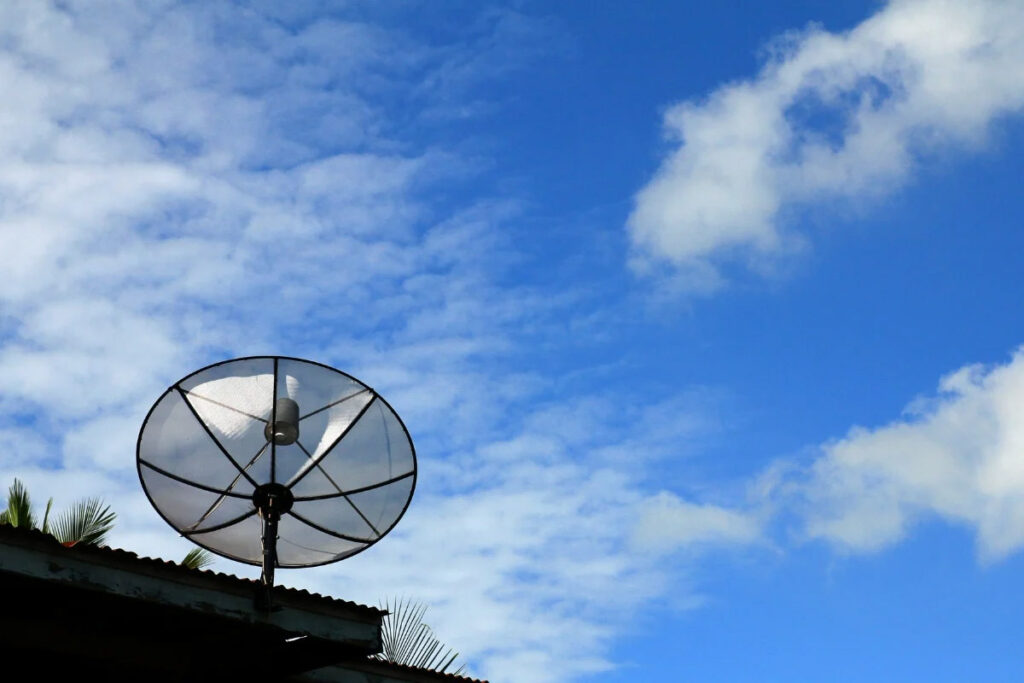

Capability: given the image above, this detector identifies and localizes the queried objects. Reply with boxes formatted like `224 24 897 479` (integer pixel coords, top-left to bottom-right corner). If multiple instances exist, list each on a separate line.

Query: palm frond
49 497 116 546
3 478 36 529
41 497 53 535
181 547 215 570
373 597 465 675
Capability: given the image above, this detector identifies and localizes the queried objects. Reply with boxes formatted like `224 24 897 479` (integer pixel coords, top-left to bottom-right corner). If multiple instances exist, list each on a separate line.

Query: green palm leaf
49 497 116 546
2 478 36 529
374 597 465 674
41 497 53 535
181 547 215 569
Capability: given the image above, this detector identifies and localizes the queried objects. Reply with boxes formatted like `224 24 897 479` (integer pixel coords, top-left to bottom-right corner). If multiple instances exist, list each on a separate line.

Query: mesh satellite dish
136 356 416 607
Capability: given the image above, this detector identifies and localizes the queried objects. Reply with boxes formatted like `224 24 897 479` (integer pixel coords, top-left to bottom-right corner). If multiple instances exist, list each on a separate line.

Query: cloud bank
0 4 759 681
14 2 1023 678
628 0 1024 288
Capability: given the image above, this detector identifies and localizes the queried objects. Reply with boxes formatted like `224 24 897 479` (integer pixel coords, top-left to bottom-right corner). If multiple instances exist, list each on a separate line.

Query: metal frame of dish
136 356 417 608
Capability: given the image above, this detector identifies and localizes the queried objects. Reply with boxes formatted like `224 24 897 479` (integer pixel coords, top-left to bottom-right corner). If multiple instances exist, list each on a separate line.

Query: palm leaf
373 597 465 674
49 497 116 546
41 497 53 535
3 478 36 529
181 547 215 570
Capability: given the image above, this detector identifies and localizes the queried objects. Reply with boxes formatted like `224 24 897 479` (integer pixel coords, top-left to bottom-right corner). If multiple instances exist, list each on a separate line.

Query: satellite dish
136 356 416 606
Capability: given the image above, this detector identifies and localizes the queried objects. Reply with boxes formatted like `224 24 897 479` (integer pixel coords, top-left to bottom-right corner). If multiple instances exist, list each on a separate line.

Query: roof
313 659 489 683
0 523 385 614
0 523 487 682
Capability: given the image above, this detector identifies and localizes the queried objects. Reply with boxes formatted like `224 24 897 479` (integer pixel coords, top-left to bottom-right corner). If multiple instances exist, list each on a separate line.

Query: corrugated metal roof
0 522 383 615
366 659 489 683
0 523 488 682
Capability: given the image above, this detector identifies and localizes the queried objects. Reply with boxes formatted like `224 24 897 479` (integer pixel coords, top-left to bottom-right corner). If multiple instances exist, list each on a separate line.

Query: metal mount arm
252 483 294 611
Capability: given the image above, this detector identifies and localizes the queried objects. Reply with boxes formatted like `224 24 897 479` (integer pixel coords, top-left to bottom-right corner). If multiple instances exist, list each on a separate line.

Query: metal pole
261 512 279 588
257 511 279 611
252 482 293 611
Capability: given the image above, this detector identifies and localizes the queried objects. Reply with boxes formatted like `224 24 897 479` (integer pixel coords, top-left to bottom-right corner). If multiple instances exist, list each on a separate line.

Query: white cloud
0 4 760 682
628 0 1024 287
276 395 748 683
633 492 762 551
780 347 1024 561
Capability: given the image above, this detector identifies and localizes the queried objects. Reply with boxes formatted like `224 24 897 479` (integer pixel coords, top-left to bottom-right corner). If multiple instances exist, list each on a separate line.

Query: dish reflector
137 356 416 568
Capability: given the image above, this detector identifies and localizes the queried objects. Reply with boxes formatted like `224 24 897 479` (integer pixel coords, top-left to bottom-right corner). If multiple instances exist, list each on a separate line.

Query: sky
2 0 1024 680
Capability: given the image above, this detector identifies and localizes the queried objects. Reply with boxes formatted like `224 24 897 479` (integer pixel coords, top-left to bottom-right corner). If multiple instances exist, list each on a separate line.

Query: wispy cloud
0 4 758 681
308 391 741 681
628 0 1024 290
633 492 762 551
625 342 1024 577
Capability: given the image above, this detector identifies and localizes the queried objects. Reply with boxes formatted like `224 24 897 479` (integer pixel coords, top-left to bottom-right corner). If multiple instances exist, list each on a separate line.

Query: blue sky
2 1 1024 680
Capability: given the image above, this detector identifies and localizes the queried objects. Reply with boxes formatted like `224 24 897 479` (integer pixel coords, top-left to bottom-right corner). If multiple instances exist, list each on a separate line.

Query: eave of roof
0 523 382 645
358 659 490 683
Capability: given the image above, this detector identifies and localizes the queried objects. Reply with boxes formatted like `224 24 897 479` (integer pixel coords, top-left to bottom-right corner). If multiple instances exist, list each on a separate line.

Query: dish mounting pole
253 483 294 611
